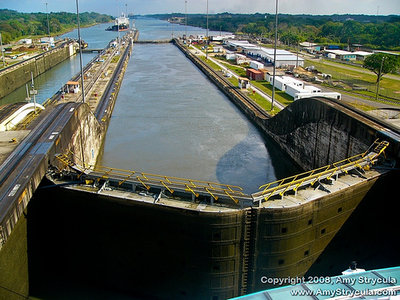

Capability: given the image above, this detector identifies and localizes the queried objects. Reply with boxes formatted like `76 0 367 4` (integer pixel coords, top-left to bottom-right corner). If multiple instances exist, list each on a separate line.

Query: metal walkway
55 140 389 207
55 152 252 205
251 139 389 205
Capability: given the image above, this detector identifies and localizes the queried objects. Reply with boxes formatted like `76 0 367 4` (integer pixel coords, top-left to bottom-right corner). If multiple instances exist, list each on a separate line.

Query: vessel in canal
106 13 130 31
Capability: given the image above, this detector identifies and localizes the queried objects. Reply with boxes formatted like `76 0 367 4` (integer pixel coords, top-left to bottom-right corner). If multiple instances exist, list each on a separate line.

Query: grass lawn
198 55 280 115
251 81 294 106
245 90 280 115
214 58 248 77
199 55 222 71
304 59 400 100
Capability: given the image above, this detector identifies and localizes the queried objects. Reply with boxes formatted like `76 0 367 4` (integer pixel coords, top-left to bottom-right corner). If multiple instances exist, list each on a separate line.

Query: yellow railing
55 140 389 205
91 165 246 203
254 139 389 202
55 151 246 204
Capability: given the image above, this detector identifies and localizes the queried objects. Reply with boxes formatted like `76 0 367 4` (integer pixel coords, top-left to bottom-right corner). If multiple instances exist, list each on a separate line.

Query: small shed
246 69 264 81
66 81 80 93
238 77 250 89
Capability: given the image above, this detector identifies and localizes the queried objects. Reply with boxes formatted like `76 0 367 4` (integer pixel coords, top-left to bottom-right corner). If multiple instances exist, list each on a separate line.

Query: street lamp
0 33 5 68
206 0 209 60
185 0 188 40
76 0 85 103
271 0 278 111
46 3 50 38
375 56 385 101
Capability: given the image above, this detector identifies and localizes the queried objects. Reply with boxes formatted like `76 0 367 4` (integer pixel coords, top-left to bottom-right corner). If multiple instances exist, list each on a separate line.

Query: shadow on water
216 128 302 194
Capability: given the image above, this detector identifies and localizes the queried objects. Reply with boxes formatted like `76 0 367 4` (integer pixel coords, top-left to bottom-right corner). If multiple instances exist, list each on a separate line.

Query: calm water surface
99 18 298 193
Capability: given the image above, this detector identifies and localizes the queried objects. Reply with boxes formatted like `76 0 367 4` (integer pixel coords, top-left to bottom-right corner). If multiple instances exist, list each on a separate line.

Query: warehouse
265 54 304 68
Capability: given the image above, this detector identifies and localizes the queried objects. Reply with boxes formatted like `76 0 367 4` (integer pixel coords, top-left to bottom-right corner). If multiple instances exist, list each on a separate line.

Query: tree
363 53 400 83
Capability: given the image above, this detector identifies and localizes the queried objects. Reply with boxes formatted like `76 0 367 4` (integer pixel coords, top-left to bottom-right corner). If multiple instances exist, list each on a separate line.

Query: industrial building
324 49 357 61
225 40 304 68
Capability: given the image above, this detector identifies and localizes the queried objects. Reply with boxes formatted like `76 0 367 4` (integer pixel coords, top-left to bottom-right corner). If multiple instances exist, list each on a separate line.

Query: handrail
55 151 247 204
55 140 388 206
252 139 389 203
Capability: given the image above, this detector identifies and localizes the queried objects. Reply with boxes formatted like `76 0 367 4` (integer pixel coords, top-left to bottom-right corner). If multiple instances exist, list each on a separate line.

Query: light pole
76 0 85 103
0 33 5 68
375 56 385 101
185 0 188 40
271 0 278 111
46 3 50 38
206 0 209 59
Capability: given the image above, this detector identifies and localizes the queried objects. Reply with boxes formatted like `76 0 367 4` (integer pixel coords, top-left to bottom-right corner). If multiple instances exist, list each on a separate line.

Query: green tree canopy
0 9 113 44
363 53 400 82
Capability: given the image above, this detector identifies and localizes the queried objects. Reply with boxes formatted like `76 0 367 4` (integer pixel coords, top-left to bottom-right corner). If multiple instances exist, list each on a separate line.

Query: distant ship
106 13 130 31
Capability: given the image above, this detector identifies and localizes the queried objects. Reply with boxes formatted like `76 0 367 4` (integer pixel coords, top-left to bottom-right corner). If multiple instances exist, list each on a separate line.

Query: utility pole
46 3 50 38
271 0 278 111
206 0 209 60
30 72 38 114
375 56 385 101
0 33 5 68
76 0 85 103
185 0 188 40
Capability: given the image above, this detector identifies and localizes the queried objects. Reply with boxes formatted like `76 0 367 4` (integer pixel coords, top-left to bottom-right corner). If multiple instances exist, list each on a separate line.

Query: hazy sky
0 0 399 16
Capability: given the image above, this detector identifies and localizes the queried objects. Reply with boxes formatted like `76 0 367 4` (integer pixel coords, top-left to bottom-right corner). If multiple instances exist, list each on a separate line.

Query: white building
225 51 236 60
211 34 235 41
352 51 373 61
286 84 321 99
294 92 341 101
19 38 32 45
236 54 249 65
213 46 223 53
250 60 264 70
271 76 304 91
40 37 54 44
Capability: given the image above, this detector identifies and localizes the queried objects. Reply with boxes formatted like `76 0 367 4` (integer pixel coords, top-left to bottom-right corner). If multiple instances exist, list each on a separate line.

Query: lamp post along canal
0 33 5 68
271 0 279 111
76 0 85 103
206 0 209 60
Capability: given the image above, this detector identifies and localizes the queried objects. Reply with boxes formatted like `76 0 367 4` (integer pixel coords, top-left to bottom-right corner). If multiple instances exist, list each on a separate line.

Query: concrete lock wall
0 42 76 99
247 176 380 293
260 98 378 170
24 186 246 300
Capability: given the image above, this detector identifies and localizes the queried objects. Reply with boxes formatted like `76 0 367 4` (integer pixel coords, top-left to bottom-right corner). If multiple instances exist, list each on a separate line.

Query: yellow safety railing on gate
55 151 247 204
254 139 389 202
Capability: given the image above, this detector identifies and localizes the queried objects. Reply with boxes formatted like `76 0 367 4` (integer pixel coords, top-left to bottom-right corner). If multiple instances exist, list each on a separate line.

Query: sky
0 0 399 16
